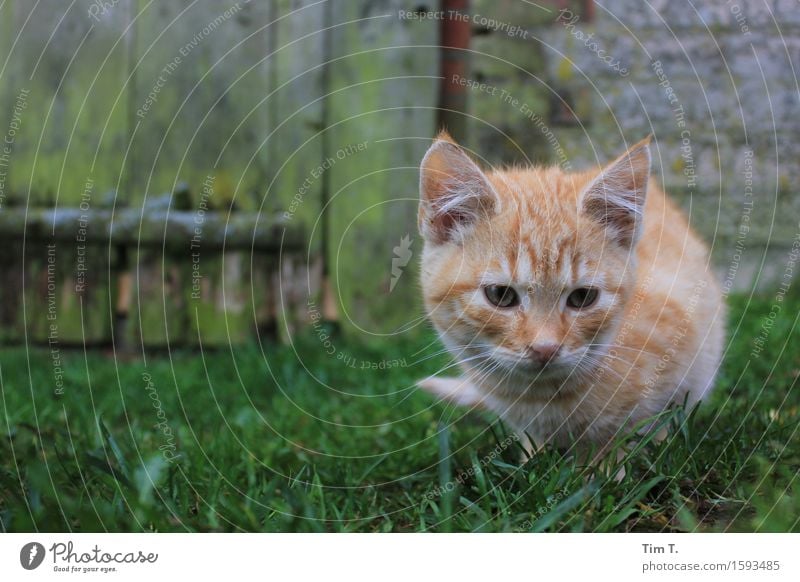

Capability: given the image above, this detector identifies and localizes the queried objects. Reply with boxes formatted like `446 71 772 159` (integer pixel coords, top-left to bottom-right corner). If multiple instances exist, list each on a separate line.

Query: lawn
1 292 798 532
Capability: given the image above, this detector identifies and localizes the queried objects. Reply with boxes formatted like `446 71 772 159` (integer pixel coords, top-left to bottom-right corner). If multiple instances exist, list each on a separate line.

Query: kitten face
419 134 651 385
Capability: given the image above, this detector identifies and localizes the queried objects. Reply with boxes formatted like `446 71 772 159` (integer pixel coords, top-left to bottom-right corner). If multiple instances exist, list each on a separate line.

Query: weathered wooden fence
0 0 443 344
0 201 305 347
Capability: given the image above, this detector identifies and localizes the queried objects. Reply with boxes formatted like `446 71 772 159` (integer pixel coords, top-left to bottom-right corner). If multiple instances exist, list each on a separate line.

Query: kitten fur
417 132 725 459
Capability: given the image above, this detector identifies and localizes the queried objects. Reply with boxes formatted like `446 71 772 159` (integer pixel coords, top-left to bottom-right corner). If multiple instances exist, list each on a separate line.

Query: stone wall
468 0 800 292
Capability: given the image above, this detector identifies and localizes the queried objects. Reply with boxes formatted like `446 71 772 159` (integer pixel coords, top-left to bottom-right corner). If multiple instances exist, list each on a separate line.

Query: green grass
1 292 799 532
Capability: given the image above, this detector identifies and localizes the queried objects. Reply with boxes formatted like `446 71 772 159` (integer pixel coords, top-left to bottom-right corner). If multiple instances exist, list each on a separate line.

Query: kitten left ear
419 132 498 244
581 136 652 248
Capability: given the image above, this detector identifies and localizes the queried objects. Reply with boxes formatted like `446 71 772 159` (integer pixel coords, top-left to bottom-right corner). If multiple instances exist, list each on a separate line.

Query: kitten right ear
419 133 498 244
581 136 652 248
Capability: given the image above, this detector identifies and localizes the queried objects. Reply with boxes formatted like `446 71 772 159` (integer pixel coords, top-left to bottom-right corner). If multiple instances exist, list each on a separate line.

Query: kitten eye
566 287 599 309
484 285 519 308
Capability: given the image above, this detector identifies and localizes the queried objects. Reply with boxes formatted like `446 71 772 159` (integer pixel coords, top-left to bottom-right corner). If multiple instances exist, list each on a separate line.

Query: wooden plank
128 247 298 348
260 0 327 336
18 239 114 344
265 0 326 234
0 0 132 345
128 247 190 347
128 0 273 210
0 203 303 347
5 0 132 207
326 0 439 333
0 0 15 210
0 207 303 250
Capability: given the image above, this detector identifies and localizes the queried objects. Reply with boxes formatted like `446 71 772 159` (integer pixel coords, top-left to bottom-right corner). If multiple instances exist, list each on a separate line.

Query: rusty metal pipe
437 0 471 142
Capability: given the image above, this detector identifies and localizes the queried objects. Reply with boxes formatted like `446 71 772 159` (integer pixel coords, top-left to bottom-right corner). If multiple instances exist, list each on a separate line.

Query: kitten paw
416 376 486 409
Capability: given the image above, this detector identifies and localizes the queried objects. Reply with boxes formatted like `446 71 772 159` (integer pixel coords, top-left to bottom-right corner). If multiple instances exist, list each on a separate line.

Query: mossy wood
0 208 303 347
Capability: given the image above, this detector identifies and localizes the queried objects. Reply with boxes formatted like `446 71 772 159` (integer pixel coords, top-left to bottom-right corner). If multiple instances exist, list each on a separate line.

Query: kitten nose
527 343 560 364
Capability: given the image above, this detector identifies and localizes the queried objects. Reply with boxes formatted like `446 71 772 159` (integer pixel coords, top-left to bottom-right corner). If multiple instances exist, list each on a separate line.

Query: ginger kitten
417 133 725 460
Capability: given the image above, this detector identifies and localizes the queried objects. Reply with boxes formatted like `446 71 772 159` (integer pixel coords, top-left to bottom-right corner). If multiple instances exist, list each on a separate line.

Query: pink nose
527 343 560 364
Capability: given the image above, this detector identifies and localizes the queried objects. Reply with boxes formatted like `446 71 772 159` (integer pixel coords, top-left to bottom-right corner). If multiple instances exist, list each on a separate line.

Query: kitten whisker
575 353 628 383
409 343 494 365
429 352 494 375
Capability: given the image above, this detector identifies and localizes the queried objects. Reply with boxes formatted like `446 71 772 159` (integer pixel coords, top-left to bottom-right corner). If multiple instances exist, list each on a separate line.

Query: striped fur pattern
417 133 726 458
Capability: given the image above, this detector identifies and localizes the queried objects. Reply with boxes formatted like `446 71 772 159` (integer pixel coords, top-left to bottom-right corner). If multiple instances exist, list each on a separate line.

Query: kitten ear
419 132 498 244
581 136 652 247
